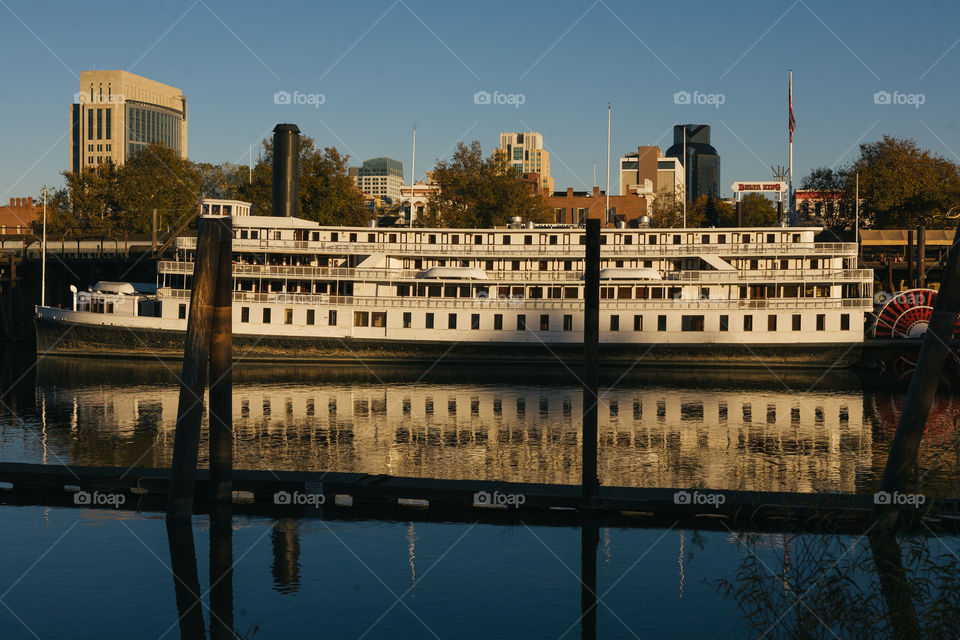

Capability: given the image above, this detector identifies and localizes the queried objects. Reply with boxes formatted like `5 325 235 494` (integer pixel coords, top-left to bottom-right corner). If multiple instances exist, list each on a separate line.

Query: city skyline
2 1 959 202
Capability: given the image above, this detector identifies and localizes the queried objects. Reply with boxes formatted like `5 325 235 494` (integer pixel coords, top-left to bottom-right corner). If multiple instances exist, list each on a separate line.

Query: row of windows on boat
204 305 852 333
239 395 851 424
236 229 811 246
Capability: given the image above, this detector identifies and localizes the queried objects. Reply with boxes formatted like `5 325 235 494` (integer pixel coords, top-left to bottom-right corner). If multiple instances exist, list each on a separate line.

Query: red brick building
545 187 648 227
0 197 40 236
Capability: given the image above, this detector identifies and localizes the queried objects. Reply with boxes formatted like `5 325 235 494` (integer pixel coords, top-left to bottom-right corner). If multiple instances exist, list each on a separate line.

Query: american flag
789 75 796 143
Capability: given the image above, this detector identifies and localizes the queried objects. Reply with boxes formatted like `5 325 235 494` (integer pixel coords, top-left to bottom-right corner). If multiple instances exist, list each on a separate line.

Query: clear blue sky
2 0 959 201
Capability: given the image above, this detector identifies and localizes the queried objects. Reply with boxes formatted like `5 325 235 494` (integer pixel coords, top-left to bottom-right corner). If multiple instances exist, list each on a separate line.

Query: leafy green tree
650 187 684 227
239 136 367 225
850 136 960 229
421 141 551 228
738 192 778 227
56 163 124 237
118 143 201 234
197 162 249 200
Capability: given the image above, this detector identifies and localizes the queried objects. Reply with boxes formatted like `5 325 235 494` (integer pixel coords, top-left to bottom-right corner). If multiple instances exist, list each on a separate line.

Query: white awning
598 268 662 280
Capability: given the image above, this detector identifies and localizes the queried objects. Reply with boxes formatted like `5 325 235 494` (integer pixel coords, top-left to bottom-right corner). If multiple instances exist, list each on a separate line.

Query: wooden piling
872 221 960 533
582 219 600 509
209 217 233 506
580 523 599 640
165 521 206 638
736 201 743 227
167 218 221 522
209 503 234 639
917 226 926 288
907 229 914 289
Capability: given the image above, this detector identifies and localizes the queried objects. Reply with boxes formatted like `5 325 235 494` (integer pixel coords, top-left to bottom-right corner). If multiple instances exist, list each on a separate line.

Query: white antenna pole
789 70 794 224
682 126 687 229
411 126 416 226
605 104 611 225
249 145 252 184
855 171 859 256
41 185 47 307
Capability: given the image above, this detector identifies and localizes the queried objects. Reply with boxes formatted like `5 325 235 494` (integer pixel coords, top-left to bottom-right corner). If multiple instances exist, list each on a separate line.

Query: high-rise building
355 157 404 204
664 124 720 201
69 70 187 173
495 132 554 193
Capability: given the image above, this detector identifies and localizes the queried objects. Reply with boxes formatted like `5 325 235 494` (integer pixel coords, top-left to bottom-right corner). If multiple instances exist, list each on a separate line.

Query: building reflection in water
271 519 302 594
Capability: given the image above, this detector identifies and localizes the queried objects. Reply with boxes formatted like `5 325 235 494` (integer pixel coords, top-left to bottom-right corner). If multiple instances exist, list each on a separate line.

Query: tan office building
69 70 187 173
494 132 554 193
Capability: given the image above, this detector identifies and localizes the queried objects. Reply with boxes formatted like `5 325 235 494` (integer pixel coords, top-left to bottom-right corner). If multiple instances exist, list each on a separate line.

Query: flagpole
605 103 611 226
682 125 687 229
788 70 794 225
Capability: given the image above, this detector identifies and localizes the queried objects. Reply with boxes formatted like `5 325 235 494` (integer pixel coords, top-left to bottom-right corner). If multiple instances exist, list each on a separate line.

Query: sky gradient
1 0 959 202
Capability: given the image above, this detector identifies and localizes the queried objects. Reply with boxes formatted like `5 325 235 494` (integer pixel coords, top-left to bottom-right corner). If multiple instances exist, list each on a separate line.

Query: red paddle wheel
875 394 959 443
872 289 960 378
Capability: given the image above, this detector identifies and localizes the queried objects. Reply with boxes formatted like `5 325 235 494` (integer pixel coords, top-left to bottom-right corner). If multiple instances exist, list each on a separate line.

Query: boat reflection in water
25 357 894 494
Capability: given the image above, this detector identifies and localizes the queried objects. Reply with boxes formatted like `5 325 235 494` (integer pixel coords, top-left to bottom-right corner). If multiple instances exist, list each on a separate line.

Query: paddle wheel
872 289 960 378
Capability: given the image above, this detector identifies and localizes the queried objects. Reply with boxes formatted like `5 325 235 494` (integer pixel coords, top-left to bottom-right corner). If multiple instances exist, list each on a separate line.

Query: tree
239 136 367 225
650 187 684 227
798 166 853 232
57 163 124 237
197 162 249 200
850 136 960 229
118 143 201 234
421 141 551 228
738 193 778 227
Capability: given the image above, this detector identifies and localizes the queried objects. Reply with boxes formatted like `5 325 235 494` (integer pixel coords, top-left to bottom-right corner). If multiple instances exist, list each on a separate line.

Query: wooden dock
2 462 957 533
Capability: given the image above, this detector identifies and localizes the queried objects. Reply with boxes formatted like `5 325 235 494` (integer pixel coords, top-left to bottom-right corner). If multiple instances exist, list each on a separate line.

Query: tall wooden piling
907 229 915 289
209 217 233 506
582 219 600 509
736 201 743 227
917 226 926 288
167 218 221 522
165 521 206 638
872 221 960 533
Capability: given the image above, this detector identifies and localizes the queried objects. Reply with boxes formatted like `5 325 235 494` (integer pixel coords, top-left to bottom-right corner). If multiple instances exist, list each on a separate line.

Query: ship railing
174 236 859 257
157 287 872 310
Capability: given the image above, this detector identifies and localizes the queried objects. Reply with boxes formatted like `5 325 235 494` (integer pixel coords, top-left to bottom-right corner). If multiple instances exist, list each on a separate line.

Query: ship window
426 313 434 329
720 315 728 331
540 315 549 331
263 308 271 323
768 314 777 331
718 235 726 244
564 315 573 331
539 260 548 270
331 232 338 242
372 312 386 327
240 230 248 239
841 314 850 330
657 315 666 331
178 303 186 319
429 234 436 244
550 235 558 245
744 315 753 331
649 235 657 245
624 235 633 245
368 233 375 242
517 314 526 330
673 235 681 245
512 260 521 271
564 261 572 271
524 235 533 245
702 235 710 244
241 307 249 323
328 310 337 325
397 285 410 297
448 313 457 329
471 313 480 330
106 302 114 314
681 315 704 331
503 235 511 245
618 287 632 299
750 260 758 270
792 314 801 331
349 233 357 242
312 232 320 241
634 315 642 331
767 233 775 243
600 236 607 245
389 233 397 243
793 234 801 243
285 309 293 324
306 309 315 325
564 287 578 299
816 314 825 331
354 311 369 327
742 234 751 243
451 235 460 245
403 312 411 328
610 315 619 331
494 314 503 330
475 234 482 244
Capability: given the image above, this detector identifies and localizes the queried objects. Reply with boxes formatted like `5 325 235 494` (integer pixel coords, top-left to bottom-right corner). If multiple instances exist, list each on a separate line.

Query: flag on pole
789 73 796 143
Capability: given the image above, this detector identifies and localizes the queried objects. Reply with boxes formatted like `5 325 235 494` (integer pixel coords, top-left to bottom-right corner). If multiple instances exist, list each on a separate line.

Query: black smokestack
272 123 300 217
